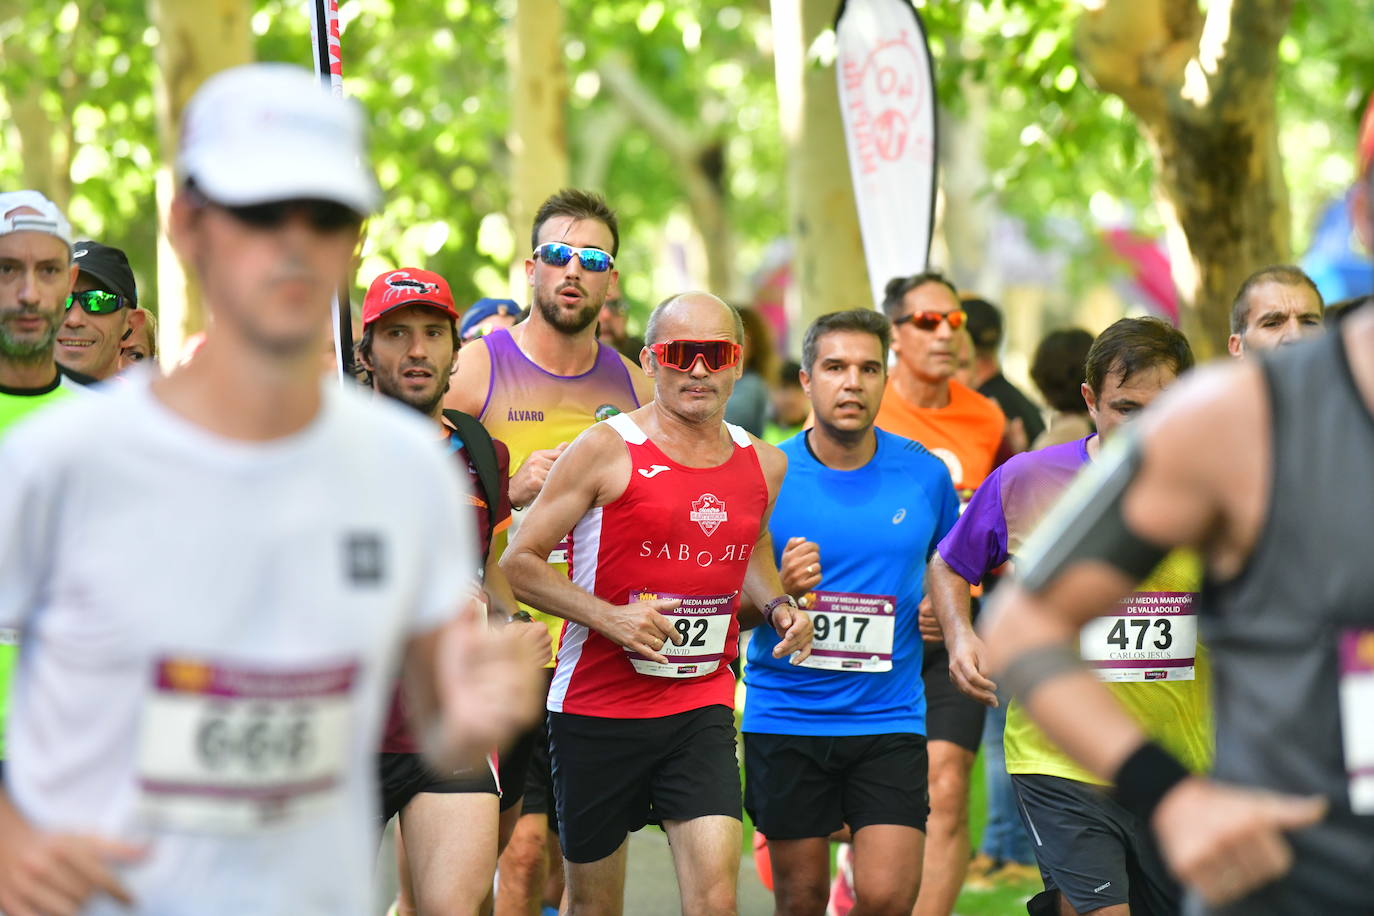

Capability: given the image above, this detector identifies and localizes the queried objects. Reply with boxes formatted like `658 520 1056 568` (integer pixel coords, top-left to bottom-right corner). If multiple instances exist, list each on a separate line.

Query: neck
807 422 876 470
972 355 999 388
891 365 952 408
512 316 599 376
152 332 323 442
0 355 58 389
641 397 732 465
1086 433 1102 461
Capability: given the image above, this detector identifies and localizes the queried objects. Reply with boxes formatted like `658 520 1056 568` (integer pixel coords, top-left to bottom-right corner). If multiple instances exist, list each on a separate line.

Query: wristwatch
762 594 799 624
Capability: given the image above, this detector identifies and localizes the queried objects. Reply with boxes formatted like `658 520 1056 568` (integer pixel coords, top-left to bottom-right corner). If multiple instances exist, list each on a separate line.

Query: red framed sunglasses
649 339 742 373
894 308 967 332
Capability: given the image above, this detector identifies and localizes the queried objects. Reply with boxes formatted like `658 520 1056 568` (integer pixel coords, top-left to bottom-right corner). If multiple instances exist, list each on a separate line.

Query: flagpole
309 0 355 381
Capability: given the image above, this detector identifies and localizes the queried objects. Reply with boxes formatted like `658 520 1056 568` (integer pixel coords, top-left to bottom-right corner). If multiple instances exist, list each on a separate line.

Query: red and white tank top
549 413 768 718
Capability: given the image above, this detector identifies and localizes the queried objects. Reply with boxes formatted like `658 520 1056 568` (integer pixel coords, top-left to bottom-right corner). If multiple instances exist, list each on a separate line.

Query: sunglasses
533 242 615 273
66 289 130 314
219 199 362 233
894 308 967 332
650 339 742 373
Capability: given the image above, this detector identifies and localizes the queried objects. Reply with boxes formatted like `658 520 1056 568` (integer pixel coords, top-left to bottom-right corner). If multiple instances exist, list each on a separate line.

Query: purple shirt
937 436 1093 584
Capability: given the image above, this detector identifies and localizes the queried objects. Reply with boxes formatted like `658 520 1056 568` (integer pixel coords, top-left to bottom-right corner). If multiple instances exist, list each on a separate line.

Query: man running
56 240 147 382
360 266 552 915
982 99 1374 916
743 309 959 915
1225 265 1325 359
873 272 1005 916
936 318 1205 916
502 292 812 916
445 188 652 915
0 64 537 915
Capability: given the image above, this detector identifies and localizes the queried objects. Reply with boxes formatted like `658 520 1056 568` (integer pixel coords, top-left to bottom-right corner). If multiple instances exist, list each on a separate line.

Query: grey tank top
1194 327 1374 914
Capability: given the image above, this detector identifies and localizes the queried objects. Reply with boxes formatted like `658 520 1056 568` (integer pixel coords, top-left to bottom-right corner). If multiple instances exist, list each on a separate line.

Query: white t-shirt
0 373 478 915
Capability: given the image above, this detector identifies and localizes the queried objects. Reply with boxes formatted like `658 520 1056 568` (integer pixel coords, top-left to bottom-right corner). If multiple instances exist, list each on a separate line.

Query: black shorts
921 644 986 752
743 732 929 839
548 705 742 864
1013 773 1179 916
499 723 537 813
377 752 499 826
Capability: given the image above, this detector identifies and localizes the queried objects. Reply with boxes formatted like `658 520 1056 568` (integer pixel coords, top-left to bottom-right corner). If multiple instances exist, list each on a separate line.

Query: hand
918 595 944 643
945 630 998 707
501 615 553 669
1005 416 1029 455
0 828 144 916
780 537 822 599
434 611 543 767
770 604 813 665
1152 777 1327 906
509 443 568 509
600 598 683 664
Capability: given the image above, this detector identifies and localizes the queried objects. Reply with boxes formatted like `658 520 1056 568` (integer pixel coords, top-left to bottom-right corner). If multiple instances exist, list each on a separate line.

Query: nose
687 354 711 377
62 296 85 327
842 365 863 389
933 317 954 340
406 334 428 359
17 268 42 307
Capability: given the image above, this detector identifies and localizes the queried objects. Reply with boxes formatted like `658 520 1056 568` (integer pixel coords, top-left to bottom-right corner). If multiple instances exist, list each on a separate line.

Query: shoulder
614 349 653 401
745 429 788 483
877 428 945 478
446 335 493 415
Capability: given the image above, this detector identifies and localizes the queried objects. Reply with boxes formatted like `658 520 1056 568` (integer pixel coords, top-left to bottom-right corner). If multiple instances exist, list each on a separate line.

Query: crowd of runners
0 62 1371 916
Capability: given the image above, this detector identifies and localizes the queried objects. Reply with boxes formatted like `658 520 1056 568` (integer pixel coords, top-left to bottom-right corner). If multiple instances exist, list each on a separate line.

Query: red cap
1360 93 1374 178
362 268 460 327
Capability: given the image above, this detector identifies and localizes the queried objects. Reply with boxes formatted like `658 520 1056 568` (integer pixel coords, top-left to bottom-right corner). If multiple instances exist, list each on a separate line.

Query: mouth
835 399 866 411
557 285 585 305
401 367 434 381
56 337 95 349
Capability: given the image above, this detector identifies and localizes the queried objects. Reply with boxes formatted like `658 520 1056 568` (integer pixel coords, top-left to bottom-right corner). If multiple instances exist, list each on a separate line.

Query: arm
927 554 996 706
982 373 1323 905
739 440 812 662
499 424 681 662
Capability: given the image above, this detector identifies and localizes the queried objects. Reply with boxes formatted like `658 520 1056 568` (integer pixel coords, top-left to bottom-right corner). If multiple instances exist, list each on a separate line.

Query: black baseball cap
72 240 138 307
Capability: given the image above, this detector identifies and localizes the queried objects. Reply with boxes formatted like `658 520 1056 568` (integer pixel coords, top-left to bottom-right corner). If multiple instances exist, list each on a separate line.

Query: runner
359 266 552 915
742 309 959 915
873 272 1006 916
56 240 146 382
502 291 812 916
981 99 1374 916
444 187 652 915
1225 265 1325 359
935 317 1206 916
0 64 537 915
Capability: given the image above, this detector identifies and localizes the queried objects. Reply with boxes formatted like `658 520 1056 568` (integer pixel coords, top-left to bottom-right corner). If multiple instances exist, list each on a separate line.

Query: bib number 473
1105 618 1173 652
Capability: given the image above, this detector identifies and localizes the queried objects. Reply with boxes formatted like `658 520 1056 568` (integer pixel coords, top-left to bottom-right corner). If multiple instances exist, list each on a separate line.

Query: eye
126 350 145 362
40 265 62 278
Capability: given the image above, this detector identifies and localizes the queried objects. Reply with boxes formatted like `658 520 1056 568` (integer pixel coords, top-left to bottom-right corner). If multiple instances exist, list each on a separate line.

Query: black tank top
1196 325 1374 914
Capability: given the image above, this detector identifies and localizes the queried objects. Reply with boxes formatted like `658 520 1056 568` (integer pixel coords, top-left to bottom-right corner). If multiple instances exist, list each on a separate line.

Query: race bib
137 657 357 832
624 590 734 679
797 590 897 673
547 536 571 566
1339 628 1374 814
1078 591 1197 682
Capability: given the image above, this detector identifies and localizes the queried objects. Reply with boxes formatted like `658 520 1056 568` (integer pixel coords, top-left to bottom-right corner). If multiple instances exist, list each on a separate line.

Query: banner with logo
834 0 938 310
310 0 354 379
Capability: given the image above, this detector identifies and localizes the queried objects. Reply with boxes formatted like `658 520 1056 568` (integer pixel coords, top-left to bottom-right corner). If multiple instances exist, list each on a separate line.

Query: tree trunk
147 0 252 361
771 0 872 338
508 0 569 280
1077 0 1293 357
596 57 737 299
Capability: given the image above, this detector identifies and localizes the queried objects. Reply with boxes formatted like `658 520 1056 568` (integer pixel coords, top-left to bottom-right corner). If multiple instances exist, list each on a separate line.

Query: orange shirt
874 378 1005 499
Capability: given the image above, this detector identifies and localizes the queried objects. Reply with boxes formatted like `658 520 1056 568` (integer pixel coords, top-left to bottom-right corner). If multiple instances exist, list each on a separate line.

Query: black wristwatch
762 594 799 624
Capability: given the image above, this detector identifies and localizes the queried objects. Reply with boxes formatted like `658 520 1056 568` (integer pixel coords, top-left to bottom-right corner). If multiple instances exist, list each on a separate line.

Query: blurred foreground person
0 64 538 916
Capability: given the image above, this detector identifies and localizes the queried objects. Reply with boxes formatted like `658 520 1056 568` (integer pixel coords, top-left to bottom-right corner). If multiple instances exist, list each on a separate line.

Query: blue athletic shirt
743 428 960 736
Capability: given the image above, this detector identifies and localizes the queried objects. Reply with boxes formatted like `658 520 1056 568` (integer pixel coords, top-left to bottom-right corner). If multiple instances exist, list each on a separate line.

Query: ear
799 367 812 400
525 256 537 289
1227 333 1245 359
1080 381 1097 421
639 345 656 378
125 308 148 338
169 191 197 265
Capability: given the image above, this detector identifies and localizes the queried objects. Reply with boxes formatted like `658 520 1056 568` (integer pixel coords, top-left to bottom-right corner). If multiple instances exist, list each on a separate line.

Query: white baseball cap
0 190 74 250
177 63 381 216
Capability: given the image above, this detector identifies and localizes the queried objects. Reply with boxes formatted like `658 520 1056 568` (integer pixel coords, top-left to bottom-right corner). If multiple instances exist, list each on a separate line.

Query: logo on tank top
594 404 622 422
690 493 728 536
639 464 671 479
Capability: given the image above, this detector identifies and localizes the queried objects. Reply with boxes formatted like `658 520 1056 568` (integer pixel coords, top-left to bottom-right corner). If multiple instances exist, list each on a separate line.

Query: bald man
503 292 812 915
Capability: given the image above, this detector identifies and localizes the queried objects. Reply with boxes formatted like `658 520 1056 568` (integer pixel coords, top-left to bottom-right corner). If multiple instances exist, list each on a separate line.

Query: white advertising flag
835 0 938 309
